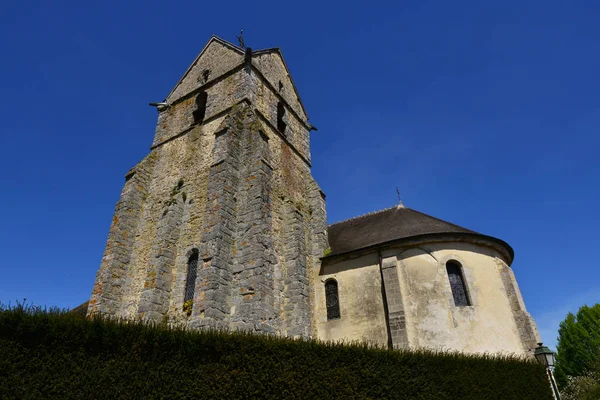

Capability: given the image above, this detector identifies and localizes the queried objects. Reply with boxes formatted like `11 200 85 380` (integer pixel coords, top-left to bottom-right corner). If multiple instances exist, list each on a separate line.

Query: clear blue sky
1 0 598 349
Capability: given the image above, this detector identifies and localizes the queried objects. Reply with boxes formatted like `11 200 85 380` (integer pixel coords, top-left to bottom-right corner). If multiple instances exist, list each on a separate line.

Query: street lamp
534 342 561 400
534 342 556 367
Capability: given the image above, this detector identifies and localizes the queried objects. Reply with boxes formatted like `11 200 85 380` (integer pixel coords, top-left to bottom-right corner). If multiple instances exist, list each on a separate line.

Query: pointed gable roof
163 36 311 121
165 36 245 102
326 206 514 263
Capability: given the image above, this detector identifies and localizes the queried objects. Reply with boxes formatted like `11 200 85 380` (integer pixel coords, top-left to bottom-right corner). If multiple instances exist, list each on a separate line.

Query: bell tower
88 36 328 337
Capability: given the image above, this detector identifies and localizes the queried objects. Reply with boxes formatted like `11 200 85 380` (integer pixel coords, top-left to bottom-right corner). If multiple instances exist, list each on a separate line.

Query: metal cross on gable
396 187 404 206
235 30 245 49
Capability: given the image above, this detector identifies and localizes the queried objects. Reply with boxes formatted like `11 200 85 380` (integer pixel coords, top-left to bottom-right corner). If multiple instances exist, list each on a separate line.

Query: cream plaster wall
315 242 536 356
315 253 388 347
395 243 527 354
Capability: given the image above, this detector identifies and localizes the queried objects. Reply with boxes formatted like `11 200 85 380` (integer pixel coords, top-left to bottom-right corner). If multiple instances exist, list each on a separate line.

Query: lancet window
446 261 470 307
325 279 340 320
184 250 199 303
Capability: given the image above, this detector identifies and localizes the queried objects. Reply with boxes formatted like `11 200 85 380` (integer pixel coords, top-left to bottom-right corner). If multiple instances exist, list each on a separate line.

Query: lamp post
534 342 561 400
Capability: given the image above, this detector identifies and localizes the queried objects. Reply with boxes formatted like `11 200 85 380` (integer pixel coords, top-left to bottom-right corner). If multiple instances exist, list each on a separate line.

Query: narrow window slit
193 91 208 124
276 101 286 133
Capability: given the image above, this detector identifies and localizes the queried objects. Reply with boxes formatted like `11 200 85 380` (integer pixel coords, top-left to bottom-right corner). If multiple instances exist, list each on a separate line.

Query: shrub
0 304 553 399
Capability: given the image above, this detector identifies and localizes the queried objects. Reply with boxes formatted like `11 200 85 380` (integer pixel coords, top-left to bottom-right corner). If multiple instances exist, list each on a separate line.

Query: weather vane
235 30 245 49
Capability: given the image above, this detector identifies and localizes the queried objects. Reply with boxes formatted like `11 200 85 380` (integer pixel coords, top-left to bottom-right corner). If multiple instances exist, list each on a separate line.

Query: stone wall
88 41 327 338
497 258 541 352
251 74 311 164
88 151 158 317
251 51 308 120
167 38 244 103
381 255 409 349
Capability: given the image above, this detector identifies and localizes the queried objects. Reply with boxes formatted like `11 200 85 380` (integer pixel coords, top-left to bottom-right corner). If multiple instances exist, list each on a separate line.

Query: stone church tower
88 36 328 337
89 35 540 355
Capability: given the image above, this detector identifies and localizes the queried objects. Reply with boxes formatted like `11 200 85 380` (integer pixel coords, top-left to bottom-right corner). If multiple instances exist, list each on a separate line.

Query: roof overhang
322 232 514 267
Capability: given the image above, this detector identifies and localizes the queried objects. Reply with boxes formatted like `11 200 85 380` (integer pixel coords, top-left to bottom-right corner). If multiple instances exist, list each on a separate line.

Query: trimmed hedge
0 305 553 399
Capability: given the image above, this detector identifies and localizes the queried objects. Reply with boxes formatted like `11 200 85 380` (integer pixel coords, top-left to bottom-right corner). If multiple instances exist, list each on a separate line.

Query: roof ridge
253 47 280 54
328 204 406 227
210 35 245 53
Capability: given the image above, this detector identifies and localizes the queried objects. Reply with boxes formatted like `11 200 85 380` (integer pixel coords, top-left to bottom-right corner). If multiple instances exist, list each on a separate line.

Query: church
88 36 540 355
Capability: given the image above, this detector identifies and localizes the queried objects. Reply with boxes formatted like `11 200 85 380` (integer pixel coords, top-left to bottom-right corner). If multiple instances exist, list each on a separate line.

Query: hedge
0 305 553 399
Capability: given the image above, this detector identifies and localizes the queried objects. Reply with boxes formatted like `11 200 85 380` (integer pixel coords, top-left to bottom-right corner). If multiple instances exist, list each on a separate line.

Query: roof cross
235 30 245 49
396 187 404 207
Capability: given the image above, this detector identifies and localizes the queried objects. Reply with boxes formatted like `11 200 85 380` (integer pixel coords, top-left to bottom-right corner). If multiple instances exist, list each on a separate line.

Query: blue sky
1 0 598 349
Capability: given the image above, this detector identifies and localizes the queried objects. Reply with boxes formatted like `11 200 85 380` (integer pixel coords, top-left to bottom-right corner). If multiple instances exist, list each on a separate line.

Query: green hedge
0 305 553 399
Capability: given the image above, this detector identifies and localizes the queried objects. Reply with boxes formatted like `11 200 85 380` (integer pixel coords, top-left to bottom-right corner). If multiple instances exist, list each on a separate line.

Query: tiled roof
326 205 513 262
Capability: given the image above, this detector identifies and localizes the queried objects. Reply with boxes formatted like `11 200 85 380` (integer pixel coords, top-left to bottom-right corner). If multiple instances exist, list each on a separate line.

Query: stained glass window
446 261 470 306
184 251 199 303
325 279 340 320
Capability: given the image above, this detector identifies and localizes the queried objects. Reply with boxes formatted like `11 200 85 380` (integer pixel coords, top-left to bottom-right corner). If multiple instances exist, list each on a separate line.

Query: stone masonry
496 258 541 352
381 256 409 349
88 36 328 338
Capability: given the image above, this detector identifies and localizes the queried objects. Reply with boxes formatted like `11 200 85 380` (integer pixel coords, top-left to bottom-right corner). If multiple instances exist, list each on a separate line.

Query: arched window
325 279 340 320
193 91 208 124
276 101 286 133
184 250 199 303
446 261 470 306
